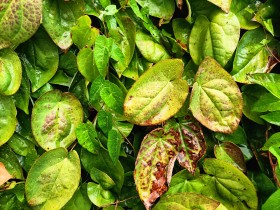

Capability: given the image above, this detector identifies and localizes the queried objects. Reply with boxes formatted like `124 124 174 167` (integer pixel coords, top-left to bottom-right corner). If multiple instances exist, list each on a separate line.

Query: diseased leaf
214 142 246 172
18 27 59 92
26 148 81 209
87 182 115 207
164 116 206 174
189 11 240 67
0 95 17 146
190 57 243 133
134 128 178 209
71 15 99 49
124 59 188 126
31 90 84 151
208 0 232 13
42 0 85 49
0 48 22 95
0 162 13 187
0 0 42 49
172 18 191 52
154 192 227 210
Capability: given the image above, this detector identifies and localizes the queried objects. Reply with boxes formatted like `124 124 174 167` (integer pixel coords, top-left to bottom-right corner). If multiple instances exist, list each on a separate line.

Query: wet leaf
134 128 178 209
87 182 115 207
190 57 243 133
31 90 84 150
42 0 85 49
124 59 188 126
19 27 59 92
0 48 22 95
0 95 17 146
214 142 246 172
154 192 227 210
0 0 42 49
26 148 81 209
189 11 240 67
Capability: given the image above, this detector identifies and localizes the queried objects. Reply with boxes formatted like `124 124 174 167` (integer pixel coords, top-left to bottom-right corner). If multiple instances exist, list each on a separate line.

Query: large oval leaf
190 57 243 133
189 11 240 67
42 0 85 49
0 48 22 95
0 95 17 146
154 192 227 210
19 27 59 92
134 128 178 209
26 148 81 209
31 90 83 150
124 59 188 126
0 0 42 49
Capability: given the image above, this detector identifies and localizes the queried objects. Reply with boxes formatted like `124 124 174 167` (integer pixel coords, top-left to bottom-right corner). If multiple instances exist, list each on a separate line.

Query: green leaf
262 189 280 210
97 110 113 135
252 92 280 112
0 48 22 95
214 142 246 172
0 0 42 49
0 95 17 146
262 132 280 150
75 122 100 154
81 147 124 194
13 69 30 114
172 18 191 52
62 183 92 210
190 57 243 133
71 15 99 49
8 133 36 156
136 0 175 21
31 90 84 150
59 51 78 77
189 11 240 67
89 167 116 190
108 129 123 164
247 73 280 99
42 0 85 49
26 148 81 209
254 0 280 37
134 128 179 209
135 30 171 63
215 126 247 145
49 69 72 87
186 0 217 23
77 47 100 82
208 0 232 13
87 182 115 207
261 111 280 126
154 192 227 210
203 158 258 209
124 59 188 126
230 0 260 30
0 144 24 180
19 27 59 92
231 28 275 83
94 35 111 77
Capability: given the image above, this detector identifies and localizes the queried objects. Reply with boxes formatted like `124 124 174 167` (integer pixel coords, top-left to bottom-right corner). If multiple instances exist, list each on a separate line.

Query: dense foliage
0 0 280 209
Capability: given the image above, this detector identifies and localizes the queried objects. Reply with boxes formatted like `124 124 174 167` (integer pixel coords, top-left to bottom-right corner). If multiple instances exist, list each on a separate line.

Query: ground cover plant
0 0 280 209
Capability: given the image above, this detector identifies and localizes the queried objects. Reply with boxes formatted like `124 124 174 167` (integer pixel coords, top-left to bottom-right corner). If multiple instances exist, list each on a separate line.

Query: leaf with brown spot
164 115 206 174
190 57 243 133
0 162 13 186
134 128 179 209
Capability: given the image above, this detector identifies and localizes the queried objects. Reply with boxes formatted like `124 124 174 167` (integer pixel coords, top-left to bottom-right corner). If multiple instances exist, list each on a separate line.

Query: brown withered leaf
0 162 13 186
134 128 179 209
164 115 206 174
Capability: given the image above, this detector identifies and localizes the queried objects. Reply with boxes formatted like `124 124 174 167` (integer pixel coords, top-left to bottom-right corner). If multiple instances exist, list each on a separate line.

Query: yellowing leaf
124 59 188 126
190 57 243 133
0 162 13 186
208 0 232 13
134 128 178 209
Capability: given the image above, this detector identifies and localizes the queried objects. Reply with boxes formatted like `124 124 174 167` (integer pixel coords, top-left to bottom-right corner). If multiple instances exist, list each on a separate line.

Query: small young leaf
42 0 85 49
26 148 81 209
97 110 113 135
94 35 111 76
189 11 240 67
108 129 123 164
190 57 243 133
0 0 42 49
134 128 179 209
31 90 84 150
0 48 22 95
124 59 188 126
87 182 115 207
71 15 99 49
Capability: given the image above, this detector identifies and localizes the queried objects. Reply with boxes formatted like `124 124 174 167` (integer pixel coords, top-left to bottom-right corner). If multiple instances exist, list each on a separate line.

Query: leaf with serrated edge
190 57 243 133
26 148 81 209
124 59 188 126
134 128 179 209
0 0 42 49
31 90 83 151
